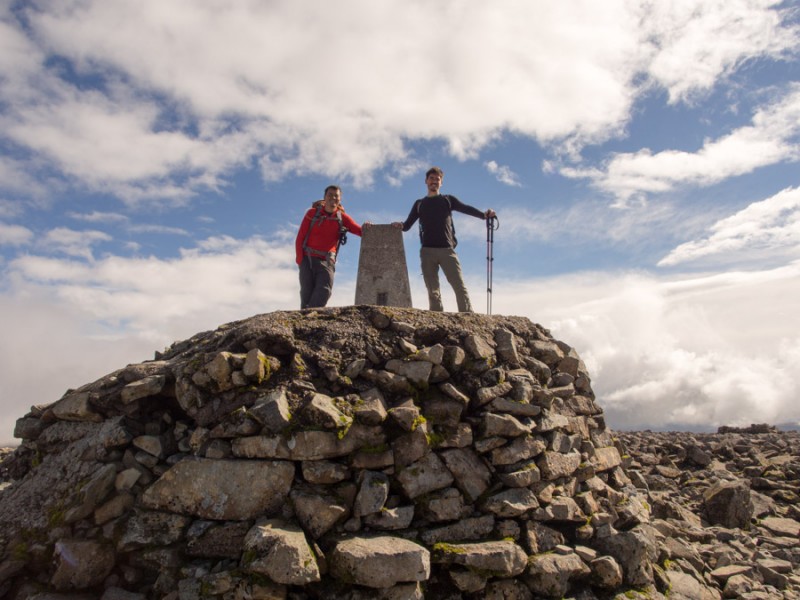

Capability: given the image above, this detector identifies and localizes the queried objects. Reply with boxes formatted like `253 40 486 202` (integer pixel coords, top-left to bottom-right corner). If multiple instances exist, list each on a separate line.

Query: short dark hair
324 185 341 196
426 167 444 179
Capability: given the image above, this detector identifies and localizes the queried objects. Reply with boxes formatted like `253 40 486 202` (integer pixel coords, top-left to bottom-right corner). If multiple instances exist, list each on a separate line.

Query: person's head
425 167 443 195
323 185 342 213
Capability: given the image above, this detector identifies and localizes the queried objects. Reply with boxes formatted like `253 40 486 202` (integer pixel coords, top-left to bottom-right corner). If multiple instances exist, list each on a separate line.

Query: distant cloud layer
659 186 800 266
497 265 800 431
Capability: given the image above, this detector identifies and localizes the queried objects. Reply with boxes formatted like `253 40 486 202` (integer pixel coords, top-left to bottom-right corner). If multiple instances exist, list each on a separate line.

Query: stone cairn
0 307 669 598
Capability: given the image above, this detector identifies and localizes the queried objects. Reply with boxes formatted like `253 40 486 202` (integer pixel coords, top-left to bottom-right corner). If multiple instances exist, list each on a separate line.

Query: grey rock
438 382 470 407
481 488 539 517
387 404 421 431
118 509 191 551
243 519 320 585
355 387 388 424
528 339 564 365
497 461 541 487
433 540 528 577
538 450 582 480
300 392 352 431
64 463 118 523
249 389 292 433
51 539 115 590
354 471 390 517
494 329 521 365
291 489 347 539
301 459 350 484
464 334 495 360
185 521 251 558
9 308 799 599
393 426 430 469
396 451 454 499
475 381 513 407
703 480 754 529
416 487 470 523
120 374 166 404
590 555 623 589
666 570 722 600
385 359 433 387
595 525 658 587
51 392 103 423
141 458 294 520
524 552 590 598
420 515 496 545
412 344 445 365
487 397 541 417
329 536 430 588
490 434 547 466
481 413 532 438
439 447 492 502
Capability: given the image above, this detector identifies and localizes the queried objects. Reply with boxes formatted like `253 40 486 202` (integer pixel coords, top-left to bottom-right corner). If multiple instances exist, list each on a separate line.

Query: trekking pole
486 215 499 315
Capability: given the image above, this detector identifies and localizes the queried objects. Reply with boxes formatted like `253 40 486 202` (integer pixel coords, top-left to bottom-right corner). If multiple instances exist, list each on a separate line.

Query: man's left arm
449 195 495 220
342 213 364 236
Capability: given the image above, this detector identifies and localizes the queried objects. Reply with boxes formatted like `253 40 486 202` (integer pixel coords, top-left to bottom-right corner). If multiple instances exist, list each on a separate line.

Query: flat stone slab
329 535 430 588
141 458 294 520
759 517 800 537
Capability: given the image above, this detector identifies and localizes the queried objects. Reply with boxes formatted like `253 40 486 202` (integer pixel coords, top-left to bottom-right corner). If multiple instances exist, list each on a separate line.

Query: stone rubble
617 427 800 600
0 307 796 599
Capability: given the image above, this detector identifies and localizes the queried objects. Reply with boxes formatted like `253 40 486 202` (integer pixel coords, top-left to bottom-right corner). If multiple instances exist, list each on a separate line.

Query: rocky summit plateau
0 306 798 600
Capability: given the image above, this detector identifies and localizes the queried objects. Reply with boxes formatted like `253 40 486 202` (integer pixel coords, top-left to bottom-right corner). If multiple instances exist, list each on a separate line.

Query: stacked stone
1 307 658 599
617 429 800 599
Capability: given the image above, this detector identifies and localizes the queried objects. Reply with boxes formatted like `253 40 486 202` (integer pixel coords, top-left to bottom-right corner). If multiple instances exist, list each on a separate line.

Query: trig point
355 224 412 307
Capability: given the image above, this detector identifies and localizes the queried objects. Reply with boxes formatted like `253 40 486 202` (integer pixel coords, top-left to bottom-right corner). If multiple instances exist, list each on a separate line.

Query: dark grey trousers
299 255 335 308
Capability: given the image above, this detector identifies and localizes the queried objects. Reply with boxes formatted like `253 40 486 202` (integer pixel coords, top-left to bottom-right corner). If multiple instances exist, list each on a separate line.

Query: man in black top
393 167 496 312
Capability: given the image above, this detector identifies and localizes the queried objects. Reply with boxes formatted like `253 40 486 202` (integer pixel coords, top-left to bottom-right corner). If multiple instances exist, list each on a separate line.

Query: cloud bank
1 0 797 203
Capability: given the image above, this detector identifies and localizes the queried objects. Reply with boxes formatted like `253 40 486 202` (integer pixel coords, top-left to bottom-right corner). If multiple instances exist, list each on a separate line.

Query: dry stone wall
1 307 656 599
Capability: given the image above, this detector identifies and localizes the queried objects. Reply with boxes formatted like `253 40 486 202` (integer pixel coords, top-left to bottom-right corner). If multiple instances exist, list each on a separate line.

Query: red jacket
295 203 362 264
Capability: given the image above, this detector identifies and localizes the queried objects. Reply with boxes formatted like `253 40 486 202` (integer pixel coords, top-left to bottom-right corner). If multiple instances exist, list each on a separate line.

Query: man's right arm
295 210 312 264
392 200 420 231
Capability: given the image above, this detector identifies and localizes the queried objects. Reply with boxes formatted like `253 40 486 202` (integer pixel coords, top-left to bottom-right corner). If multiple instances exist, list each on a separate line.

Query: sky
1 0 799 445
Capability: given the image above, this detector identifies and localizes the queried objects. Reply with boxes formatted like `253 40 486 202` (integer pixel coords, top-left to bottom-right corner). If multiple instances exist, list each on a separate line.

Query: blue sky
1 0 799 444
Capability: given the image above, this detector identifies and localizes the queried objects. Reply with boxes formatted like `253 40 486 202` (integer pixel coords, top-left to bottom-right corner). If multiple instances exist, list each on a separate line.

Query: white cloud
0 156 52 200
660 186 800 266
492 263 800 430
485 161 521 187
40 227 112 260
68 210 129 224
561 85 800 205
128 224 189 236
0 222 33 246
8 234 299 336
1 1 791 202
642 0 800 103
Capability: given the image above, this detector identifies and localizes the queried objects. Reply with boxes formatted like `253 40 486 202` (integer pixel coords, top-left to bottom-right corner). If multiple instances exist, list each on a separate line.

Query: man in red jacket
295 185 370 309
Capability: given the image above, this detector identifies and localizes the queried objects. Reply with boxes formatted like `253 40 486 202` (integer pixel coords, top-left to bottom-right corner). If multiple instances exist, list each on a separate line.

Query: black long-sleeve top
400 194 486 249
